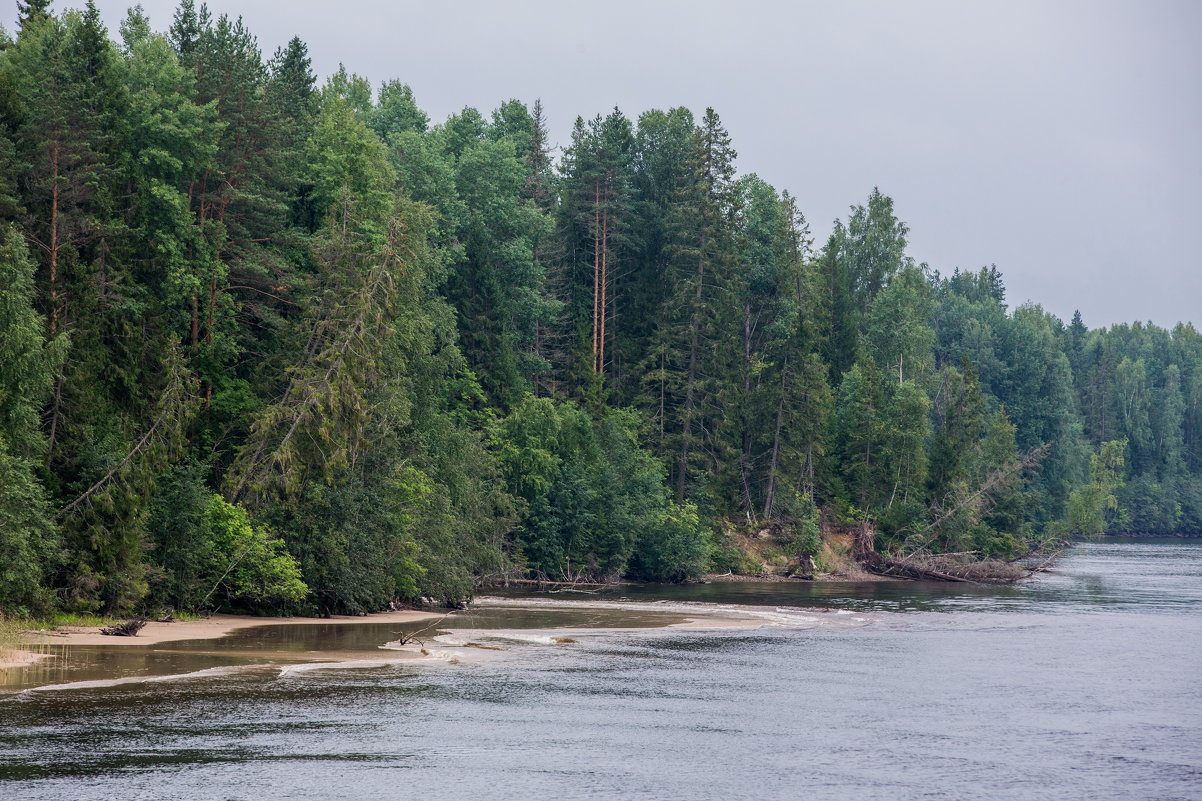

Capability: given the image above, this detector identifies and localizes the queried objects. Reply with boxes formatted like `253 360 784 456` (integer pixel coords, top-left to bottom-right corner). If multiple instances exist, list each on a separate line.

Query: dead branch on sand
99 618 147 637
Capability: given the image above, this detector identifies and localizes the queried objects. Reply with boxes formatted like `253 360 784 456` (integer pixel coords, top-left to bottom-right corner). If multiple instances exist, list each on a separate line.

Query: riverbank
3 540 1197 801
9 609 442 656
1 601 777 691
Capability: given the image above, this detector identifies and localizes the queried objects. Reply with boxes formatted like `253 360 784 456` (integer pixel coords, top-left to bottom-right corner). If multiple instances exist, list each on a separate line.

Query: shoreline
700 566 899 583
0 597 787 678
0 601 779 688
10 609 442 655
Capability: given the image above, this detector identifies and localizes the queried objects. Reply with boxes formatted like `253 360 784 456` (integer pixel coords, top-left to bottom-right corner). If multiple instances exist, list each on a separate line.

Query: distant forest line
1 1 1197 616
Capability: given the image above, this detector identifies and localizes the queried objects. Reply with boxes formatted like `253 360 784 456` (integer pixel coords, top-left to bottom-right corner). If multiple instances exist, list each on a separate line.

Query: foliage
147 465 306 612
0 228 62 614
1067 440 1127 536
0 438 60 615
492 397 707 582
0 6 1198 618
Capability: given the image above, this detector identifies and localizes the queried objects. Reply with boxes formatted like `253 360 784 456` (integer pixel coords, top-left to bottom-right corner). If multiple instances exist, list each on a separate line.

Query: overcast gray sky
11 0 1201 328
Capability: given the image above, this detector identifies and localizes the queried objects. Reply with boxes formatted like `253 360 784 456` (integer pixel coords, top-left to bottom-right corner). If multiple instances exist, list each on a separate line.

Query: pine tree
618 107 695 404
880 380 931 508
184 12 300 411
0 228 65 460
436 106 556 407
167 0 207 63
760 191 827 517
865 263 934 385
646 107 740 503
552 109 635 397
927 360 988 505
228 194 428 507
120 24 221 346
817 221 858 378
371 79 428 141
16 0 52 31
832 359 887 513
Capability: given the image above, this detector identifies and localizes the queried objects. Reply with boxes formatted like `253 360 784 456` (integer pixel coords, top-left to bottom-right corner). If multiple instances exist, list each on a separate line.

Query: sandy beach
0 609 443 670
0 596 805 682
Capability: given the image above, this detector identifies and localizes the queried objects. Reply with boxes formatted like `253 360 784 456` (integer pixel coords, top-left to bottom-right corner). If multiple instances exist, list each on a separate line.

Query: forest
1 1 1199 616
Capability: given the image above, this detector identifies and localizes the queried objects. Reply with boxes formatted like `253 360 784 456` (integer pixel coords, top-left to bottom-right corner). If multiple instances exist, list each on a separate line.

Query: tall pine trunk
600 199 608 377
740 299 754 516
48 140 60 337
592 179 600 369
763 357 788 520
677 238 705 503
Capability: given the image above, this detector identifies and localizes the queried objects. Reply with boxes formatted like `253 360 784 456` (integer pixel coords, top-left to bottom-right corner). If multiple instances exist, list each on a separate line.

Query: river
1 538 1199 800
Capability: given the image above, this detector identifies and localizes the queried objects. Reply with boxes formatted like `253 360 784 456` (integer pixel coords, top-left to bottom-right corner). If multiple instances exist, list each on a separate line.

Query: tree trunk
46 370 65 463
48 140 61 338
592 179 600 370
740 299 754 515
191 293 200 349
677 243 706 503
763 358 788 520
599 199 608 378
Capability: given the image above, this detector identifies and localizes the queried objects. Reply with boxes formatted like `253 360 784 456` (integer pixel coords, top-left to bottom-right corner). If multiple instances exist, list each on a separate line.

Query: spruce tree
647 107 739 503
0 228 63 613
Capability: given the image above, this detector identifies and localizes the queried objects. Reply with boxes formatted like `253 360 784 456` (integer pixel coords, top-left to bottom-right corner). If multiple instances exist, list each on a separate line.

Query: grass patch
165 610 202 622
41 610 203 629
2 609 204 642
39 613 121 630
0 616 24 661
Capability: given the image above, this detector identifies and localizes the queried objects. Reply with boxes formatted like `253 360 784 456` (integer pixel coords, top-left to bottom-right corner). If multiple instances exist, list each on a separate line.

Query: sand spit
3 599 873 693
472 595 874 629
21 609 443 648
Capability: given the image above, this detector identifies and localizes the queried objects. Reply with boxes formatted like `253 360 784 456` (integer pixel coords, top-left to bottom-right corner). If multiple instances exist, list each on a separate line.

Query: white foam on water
373 642 474 663
473 595 875 630
277 659 402 675
468 632 560 645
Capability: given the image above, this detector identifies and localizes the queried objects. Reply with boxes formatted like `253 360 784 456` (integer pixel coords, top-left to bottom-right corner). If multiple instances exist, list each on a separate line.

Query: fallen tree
850 523 1025 583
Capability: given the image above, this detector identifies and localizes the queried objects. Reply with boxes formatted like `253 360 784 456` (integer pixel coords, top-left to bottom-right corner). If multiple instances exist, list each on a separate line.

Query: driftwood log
100 618 147 636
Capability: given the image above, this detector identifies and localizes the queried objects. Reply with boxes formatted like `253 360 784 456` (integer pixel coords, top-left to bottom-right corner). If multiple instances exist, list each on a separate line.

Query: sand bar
18 609 442 650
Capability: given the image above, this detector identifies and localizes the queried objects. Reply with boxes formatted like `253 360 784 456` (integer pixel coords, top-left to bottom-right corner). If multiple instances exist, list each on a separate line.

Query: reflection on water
1 539 1199 801
536 537 1202 613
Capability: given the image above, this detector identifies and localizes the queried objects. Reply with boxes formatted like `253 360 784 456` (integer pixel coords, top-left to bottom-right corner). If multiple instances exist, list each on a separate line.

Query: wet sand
1 610 450 688
0 597 874 694
18 609 442 649
0 598 804 671
0 650 50 669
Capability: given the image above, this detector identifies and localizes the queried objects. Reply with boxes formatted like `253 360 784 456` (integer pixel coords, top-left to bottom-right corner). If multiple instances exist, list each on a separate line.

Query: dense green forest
1 1 1198 616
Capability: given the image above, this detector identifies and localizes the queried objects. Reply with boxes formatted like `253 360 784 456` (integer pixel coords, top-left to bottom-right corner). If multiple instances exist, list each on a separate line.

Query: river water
1 539 1199 800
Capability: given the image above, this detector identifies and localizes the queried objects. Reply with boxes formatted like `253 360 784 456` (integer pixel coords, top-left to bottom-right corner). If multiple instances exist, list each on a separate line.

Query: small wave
471 632 560 645
277 659 400 675
373 643 468 663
